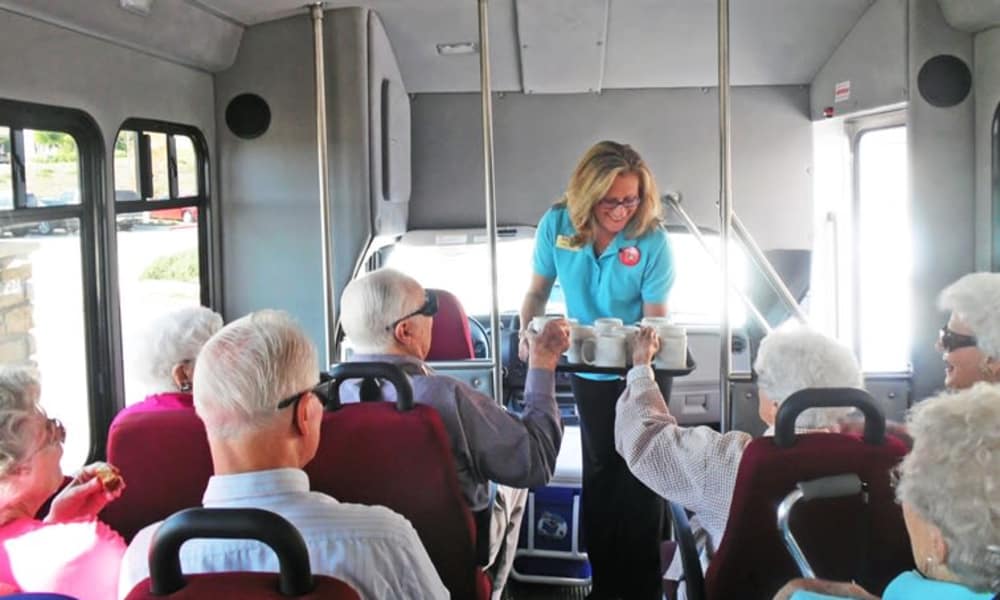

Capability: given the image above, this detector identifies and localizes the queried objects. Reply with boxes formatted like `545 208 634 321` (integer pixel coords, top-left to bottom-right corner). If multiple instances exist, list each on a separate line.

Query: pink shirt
0 517 126 599
111 392 194 428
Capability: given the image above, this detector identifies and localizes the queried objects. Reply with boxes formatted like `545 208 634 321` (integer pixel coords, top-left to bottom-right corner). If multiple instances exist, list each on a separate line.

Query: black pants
572 374 671 600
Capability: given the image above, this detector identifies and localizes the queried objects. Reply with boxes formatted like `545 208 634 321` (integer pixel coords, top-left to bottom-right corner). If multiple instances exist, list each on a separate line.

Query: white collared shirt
118 468 448 600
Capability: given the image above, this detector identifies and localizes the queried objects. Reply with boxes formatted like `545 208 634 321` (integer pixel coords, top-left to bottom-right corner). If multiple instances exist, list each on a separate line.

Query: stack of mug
529 315 687 370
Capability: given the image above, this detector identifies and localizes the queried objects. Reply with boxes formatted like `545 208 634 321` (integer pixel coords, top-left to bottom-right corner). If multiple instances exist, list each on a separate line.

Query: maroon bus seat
308 362 491 600
123 508 360 600
103 410 212 541
425 288 476 360
690 388 913 600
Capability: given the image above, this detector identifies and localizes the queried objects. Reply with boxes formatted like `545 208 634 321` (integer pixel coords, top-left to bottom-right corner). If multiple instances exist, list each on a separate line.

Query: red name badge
619 246 641 266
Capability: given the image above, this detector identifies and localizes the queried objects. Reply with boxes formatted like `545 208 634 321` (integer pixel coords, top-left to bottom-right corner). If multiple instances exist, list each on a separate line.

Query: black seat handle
148 508 313 596
324 361 414 411
774 387 885 448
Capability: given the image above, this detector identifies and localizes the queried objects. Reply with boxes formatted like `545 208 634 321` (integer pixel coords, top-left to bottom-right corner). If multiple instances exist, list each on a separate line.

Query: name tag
555 235 581 251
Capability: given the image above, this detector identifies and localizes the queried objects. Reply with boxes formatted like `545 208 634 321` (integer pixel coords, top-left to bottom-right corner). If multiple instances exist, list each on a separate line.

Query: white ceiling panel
516 0 608 94
604 0 876 89
198 0 522 92
0 0 242 71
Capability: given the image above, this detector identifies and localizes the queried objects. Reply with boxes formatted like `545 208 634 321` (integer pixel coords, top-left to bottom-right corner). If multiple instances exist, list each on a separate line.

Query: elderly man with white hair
340 268 570 599
614 325 863 586
936 272 1000 390
118 310 447 600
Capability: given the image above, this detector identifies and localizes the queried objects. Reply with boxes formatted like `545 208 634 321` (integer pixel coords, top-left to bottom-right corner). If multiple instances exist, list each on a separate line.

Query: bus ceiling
1 0 996 90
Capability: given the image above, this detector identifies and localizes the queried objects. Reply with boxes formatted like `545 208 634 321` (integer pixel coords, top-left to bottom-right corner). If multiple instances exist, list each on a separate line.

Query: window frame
847 111 910 375
992 102 1000 270
113 118 213 307
0 98 112 463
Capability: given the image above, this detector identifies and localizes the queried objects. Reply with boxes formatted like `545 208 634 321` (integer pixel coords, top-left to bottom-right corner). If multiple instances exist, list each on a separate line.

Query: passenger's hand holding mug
528 318 571 370
631 326 661 366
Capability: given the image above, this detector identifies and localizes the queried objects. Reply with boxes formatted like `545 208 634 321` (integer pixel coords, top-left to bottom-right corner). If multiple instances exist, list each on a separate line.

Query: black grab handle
324 361 414 411
774 387 885 448
148 508 313 596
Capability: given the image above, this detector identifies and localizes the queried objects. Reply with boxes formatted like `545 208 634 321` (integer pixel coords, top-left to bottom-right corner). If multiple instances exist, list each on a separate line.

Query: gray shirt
344 353 563 511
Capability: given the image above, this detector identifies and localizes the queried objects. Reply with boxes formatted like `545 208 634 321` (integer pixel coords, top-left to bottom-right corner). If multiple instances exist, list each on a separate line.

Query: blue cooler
511 426 591 585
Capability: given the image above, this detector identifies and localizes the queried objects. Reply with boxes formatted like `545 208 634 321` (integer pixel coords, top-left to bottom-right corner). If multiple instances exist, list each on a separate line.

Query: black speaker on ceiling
917 54 972 108
225 93 271 139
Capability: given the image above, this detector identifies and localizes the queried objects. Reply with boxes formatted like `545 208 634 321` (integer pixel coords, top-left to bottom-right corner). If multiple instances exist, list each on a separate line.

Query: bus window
0 123 88 471
857 126 909 372
0 127 9 210
113 123 209 405
24 130 80 208
175 135 199 199
382 230 548 317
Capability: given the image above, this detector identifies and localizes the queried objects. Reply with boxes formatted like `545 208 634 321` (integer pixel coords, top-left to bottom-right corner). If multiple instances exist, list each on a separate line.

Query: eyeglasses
938 325 978 353
597 196 641 211
19 417 65 465
276 378 334 412
385 290 439 332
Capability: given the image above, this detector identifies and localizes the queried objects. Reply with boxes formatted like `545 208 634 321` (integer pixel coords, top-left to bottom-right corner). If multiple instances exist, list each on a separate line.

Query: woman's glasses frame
938 325 978 353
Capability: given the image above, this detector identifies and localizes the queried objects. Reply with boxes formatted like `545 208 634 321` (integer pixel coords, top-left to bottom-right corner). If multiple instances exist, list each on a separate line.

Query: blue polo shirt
532 205 675 326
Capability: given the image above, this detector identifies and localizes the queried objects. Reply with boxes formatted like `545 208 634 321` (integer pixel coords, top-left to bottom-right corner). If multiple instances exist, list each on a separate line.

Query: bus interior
0 0 998 597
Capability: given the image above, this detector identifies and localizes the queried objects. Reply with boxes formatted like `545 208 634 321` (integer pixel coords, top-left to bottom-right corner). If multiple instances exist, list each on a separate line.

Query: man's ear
293 394 314 435
393 320 412 347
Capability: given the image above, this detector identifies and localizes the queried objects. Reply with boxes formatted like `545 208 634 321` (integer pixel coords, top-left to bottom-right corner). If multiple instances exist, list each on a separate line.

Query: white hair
754 326 864 428
340 268 423 353
131 306 223 394
193 310 318 439
896 383 1000 593
938 272 1000 359
0 367 43 479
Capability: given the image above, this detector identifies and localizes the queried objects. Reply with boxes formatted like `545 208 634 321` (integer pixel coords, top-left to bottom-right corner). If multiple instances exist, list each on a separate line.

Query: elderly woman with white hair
0 367 126 598
614 325 863 583
778 383 1000 600
936 272 1000 390
113 305 223 425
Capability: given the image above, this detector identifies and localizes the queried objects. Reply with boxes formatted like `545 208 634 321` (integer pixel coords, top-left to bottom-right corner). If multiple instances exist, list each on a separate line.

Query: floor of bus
505 581 590 599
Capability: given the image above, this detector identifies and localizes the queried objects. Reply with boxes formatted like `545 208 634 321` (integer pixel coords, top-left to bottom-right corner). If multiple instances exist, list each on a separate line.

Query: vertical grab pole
718 0 734 432
477 0 504 402
311 4 337 367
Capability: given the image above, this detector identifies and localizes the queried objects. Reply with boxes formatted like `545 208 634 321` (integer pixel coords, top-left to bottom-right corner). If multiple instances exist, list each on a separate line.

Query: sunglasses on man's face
938 325 978 353
385 290 439 332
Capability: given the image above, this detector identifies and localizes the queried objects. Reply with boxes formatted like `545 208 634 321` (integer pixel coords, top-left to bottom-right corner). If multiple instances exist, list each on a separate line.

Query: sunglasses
938 325 978 352
385 290 439 331
276 378 334 411
598 196 641 211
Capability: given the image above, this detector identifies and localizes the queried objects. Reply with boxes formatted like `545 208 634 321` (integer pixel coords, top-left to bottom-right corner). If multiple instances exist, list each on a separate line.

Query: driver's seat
426 288 476 360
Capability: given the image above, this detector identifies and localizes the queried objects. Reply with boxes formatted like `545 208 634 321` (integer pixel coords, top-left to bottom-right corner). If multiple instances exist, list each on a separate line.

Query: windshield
382 227 748 326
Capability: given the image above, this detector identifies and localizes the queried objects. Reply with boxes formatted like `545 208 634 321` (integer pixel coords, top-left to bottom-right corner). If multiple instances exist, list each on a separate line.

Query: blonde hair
557 140 662 245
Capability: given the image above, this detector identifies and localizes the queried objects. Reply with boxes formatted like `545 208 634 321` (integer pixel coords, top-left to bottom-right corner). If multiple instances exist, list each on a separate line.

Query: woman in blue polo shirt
519 140 675 600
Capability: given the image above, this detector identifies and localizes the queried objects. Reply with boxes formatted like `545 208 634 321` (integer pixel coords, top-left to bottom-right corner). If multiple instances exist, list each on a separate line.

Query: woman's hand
632 326 660 366
44 463 125 524
518 329 534 362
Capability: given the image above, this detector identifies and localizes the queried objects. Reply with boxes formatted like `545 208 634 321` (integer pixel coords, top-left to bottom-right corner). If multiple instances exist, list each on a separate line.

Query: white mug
582 332 627 368
529 314 564 333
592 317 624 334
566 324 596 364
654 325 688 370
640 316 672 328
612 325 640 359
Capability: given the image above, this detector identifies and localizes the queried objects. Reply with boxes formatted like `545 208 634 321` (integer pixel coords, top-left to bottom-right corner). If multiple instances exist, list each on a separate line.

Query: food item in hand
92 462 123 493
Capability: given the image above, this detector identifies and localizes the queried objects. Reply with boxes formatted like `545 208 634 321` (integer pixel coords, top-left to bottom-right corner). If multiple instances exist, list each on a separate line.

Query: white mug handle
581 338 597 365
